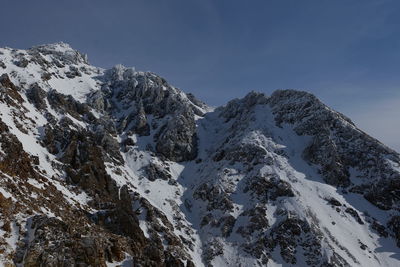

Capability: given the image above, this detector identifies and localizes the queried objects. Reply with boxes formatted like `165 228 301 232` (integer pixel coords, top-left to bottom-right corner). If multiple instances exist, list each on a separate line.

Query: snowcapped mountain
0 42 399 267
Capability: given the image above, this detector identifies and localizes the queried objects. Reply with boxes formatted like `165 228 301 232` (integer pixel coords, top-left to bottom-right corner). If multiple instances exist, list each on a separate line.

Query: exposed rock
344 207 364 225
17 215 125 267
144 162 172 181
0 119 37 179
237 206 269 238
155 109 198 161
47 89 90 118
371 220 388 238
88 90 107 111
388 216 400 247
26 83 47 110
327 197 342 207
0 44 399 267
0 73 24 105
269 89 400 208
29 42 89 65
244 174 294 201
14 57 29 68
194 183 234 212
65 65 82 78
269 216 328 266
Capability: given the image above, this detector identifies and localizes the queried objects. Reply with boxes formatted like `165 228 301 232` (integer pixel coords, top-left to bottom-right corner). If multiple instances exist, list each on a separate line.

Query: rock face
0 43 400 267
98 65 202 162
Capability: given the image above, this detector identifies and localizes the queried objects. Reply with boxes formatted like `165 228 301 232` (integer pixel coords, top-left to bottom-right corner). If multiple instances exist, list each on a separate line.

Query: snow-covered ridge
0 43 399 267
0 42 101 102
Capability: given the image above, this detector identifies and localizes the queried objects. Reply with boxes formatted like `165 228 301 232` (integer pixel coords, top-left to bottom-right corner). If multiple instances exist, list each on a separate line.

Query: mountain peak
29 42 89 64
0 43 400 267
31 42 75 53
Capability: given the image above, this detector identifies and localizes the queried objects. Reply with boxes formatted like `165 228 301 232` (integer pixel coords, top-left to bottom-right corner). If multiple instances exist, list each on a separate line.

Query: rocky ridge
0 43 399 266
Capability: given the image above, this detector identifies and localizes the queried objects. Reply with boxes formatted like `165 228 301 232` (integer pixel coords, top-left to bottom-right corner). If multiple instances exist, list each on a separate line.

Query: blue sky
0 0 399 151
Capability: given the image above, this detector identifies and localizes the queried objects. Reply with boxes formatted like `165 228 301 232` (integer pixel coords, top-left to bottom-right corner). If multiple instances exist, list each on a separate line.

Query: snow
106 255 133 267
0 101 59 177
5 221 19 250
35 42 76 54
50 178 92 207
121 137 205 266
47 70 101 102
0 44 103 102
1 43 400 267
0 186 13 200
170 102 400 266
27 178 45 190
250 105 400 266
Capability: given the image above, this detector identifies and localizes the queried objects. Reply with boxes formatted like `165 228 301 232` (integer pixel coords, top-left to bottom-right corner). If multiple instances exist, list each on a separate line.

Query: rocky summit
0 42 399 267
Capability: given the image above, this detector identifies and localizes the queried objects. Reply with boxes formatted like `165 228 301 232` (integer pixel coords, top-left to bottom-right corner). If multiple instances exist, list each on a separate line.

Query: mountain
0 42 399 267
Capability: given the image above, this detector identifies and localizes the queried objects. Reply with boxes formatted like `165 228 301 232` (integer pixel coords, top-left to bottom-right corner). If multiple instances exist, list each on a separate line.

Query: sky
0 0 399 151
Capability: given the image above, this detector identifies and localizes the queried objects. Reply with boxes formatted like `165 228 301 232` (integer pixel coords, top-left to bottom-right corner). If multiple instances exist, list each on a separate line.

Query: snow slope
0 43 399 267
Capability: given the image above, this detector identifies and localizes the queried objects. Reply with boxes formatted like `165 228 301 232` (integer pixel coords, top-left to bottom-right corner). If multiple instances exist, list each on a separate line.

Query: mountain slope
0 43 399 267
